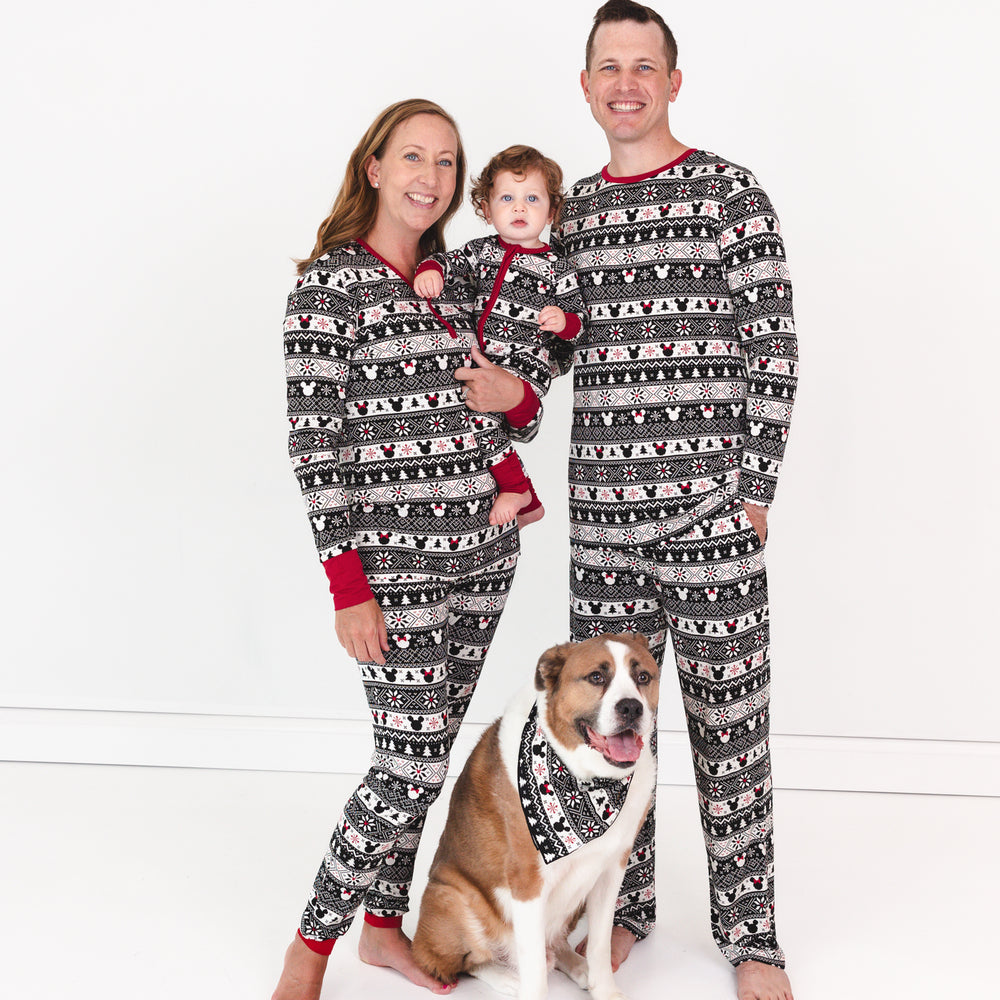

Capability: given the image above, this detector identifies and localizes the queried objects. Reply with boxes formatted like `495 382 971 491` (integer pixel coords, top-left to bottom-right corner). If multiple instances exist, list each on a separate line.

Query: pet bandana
517 702 634 864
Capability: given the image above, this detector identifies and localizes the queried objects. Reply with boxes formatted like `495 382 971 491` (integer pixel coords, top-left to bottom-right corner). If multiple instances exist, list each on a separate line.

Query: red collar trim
601 148 697 184
356 239 414 287
497 236 550 255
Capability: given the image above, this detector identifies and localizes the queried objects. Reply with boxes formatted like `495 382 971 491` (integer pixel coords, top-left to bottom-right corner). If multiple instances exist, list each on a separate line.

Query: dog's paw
469 963 520 997
554 949 589 989
590 990 628 1000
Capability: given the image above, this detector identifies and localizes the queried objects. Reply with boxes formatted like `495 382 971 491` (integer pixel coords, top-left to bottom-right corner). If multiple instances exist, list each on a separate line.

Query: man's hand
742 501 768 545
454 345 525 412
335 598 390 665
538 305 567 334
413 270 443 299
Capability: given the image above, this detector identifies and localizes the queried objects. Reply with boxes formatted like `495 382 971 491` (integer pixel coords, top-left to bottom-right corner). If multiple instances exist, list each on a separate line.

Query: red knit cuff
298 930 335 955
364 912 404 929
323 549 374 610
555 312 582 340
490 452 532 495
414 259 444 278
505 380 540 427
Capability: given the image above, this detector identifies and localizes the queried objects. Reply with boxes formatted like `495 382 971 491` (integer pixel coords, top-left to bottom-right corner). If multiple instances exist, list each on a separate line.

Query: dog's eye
636 671 651 685
588 671 605 685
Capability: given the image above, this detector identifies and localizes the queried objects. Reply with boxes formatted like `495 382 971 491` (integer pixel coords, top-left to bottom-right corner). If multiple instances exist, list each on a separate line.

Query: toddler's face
482 168 553 248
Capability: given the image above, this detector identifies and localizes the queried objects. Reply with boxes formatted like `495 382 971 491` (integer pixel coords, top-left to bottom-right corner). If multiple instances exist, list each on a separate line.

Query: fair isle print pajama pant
570 497 786 968
299 554 518 944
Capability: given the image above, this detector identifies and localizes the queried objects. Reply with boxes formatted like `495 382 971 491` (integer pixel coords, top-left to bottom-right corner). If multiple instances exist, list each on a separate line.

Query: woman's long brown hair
296 98 467 275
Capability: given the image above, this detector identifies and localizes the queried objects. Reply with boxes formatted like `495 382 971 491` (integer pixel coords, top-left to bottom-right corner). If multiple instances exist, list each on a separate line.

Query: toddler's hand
414 270 444 299
538 305 567 334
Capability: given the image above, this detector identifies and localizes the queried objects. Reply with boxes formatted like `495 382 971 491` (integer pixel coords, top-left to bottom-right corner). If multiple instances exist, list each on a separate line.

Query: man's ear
535 642 574 691
580 68 592 104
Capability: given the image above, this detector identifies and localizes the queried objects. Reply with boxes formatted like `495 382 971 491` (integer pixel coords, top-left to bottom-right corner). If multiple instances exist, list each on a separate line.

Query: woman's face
366 113 459 242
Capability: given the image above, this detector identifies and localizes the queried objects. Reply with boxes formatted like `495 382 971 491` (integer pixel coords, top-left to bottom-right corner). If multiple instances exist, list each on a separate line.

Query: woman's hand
335 598 390 665
414 270 443 299
455 346 525 412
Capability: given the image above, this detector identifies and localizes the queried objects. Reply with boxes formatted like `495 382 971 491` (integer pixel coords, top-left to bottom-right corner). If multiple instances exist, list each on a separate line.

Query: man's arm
720 171 799 514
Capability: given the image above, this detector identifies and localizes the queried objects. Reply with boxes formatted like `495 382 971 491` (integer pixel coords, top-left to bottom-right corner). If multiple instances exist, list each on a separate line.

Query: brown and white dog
413 633 660 1000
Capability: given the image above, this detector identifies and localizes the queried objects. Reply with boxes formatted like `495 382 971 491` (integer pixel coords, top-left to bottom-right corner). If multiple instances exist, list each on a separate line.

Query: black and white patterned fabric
547 150 796 965
516 703 633 863
425 235 585 398
284 243 521 945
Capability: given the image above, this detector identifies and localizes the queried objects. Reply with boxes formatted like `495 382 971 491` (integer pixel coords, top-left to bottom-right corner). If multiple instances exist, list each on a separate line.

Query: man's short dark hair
585 1 678 73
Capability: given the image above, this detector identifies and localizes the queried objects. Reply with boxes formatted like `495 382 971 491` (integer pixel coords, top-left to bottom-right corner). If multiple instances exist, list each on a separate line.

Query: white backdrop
2 1 997 789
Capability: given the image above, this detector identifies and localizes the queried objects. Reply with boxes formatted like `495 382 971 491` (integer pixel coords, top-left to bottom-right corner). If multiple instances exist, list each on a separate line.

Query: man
550 3 797 998
459 4 797 996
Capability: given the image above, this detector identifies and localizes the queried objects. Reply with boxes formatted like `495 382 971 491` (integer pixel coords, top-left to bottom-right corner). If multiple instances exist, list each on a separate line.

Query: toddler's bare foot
489 490 530 525
516 502 545 528
272 935 329 1000
736 960 793 1000
359 923 456 994
574 924 637 972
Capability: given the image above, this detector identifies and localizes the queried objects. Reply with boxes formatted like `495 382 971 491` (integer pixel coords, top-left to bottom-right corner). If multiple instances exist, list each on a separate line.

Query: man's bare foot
516 502 545 528
358 923 456 994
489 490 530 525
272 935 329 1000
574 925 637 973
736 960 793 1000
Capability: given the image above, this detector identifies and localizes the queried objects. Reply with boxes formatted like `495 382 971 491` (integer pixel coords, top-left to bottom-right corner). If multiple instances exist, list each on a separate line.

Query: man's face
581 20 681 150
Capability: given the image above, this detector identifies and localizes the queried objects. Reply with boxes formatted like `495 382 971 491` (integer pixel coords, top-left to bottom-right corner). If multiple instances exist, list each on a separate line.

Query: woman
273 100 523 999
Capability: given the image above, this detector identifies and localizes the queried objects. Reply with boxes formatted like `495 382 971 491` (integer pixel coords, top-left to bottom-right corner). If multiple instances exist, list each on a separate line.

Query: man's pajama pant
299 552 517 945
570 496 785 967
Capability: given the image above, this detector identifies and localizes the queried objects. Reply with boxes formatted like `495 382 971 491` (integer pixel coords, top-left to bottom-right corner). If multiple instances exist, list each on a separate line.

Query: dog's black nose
616 698 643 724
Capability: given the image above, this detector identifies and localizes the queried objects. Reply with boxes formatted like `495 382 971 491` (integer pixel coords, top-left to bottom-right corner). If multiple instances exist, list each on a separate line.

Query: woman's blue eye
438 158 453 167
405 152 419 161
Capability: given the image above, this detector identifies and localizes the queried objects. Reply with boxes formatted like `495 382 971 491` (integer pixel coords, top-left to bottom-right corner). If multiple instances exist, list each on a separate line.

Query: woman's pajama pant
569 497 785 968
299 552 518 945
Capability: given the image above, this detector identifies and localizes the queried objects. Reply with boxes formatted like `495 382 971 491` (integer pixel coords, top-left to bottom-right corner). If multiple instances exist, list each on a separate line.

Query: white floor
0 761 992 999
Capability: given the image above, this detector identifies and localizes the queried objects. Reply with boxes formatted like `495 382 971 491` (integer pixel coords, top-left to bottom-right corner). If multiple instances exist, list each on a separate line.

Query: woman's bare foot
574 924 637 972
489 490 530 525
272 935 329 1000
358 923 456 994
736 960 793 1000
516 501 545 528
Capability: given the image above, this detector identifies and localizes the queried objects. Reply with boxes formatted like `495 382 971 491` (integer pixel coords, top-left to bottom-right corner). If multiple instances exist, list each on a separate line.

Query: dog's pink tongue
590 729 643 763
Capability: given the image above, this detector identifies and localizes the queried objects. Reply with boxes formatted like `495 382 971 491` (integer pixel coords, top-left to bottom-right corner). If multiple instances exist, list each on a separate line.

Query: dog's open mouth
582 724 643 765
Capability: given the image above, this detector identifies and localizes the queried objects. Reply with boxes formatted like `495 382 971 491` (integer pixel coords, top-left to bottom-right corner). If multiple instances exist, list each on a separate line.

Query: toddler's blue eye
500 194 512 202
527 195 538 202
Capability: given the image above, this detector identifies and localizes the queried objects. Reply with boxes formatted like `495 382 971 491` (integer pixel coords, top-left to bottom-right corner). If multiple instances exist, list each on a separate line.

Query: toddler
414 145 585 527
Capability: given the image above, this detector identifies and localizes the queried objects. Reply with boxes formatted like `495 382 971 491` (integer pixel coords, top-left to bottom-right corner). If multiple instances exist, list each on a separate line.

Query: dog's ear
535 642 574 691
626 631 650 650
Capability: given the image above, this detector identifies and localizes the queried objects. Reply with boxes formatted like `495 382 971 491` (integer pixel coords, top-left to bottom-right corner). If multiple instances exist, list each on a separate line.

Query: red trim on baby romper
556 311 582 340
505 379 540 428
323 549 374 610
519 478 542 515
490 452 532 496
297 930 335 955
601 148 697 184
356 240 459 339
364 912 404 929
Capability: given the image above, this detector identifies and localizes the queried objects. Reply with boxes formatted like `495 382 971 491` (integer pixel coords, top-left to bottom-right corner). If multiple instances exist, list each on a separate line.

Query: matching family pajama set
545 149 798 966
284 240 521 949
416 235 586 513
